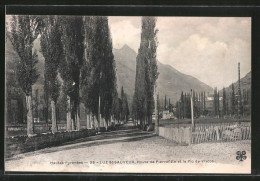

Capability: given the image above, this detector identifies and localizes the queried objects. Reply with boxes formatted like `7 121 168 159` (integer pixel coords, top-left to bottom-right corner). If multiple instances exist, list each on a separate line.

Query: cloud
156 17 251 88
158 34 251 88
109 16 141 52
108 16 251 88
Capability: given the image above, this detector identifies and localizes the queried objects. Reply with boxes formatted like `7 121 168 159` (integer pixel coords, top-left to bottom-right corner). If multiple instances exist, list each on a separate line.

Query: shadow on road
7 129 156 161
61 129 152 145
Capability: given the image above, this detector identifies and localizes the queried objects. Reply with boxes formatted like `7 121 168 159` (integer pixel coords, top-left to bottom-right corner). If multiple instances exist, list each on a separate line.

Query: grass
159 116 251 126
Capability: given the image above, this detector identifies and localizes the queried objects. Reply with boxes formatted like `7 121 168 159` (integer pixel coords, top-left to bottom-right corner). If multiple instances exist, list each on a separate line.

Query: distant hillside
113 45 137 102
113 44 213 104
6 35 213 106
5 35 45 98
220 71 251 95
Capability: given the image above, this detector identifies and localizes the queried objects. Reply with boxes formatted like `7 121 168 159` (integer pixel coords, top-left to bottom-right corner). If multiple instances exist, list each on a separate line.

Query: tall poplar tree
223 87 227 116
99 17 117 128
81 16 117 130
80 16 99 127
59 16 84 131
133 17 159 127
214 87 218 116
10 15 43 136
40 15 63 133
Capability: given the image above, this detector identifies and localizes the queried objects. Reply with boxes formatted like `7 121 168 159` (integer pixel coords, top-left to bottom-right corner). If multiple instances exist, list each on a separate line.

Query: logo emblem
236 151 247 161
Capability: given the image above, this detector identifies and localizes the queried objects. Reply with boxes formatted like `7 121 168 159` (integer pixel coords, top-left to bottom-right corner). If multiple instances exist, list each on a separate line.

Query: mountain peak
114 44 137 61
121 44 131 50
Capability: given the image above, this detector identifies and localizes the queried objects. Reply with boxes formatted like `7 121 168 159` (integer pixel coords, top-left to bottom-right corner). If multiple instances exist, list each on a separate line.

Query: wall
159 125 191 145
5 129 97 158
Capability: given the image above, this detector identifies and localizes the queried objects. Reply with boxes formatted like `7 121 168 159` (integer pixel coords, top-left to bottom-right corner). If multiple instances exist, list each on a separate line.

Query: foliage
133 17 159 125
40 15 63 103
175 90 206 119
81 16 117 122
59 16 84 123
121 87 130 122
10 15 43 95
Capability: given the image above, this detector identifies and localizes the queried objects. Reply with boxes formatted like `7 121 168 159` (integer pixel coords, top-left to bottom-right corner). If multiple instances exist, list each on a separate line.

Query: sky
108 16 251 89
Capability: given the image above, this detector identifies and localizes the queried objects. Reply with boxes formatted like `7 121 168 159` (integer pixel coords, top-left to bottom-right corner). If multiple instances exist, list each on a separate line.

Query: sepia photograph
5 14 251 173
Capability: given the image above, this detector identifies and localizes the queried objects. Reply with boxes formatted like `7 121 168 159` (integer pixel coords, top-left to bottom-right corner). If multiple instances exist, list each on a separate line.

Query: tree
164 95 167 110
213 87 218 117
134 17 159 126
217 90 220 117
5 34 25 124
99 17 117 128
180 91 184 118
157 93 160 117
43 71 49 124
223 87 227 116
59 16 84 131
10 15 43 136
112 90 120 124
80 16 98 128
121 86 129 122
145 17 159 123
81 16 117 130
40 15 63 133
203 91 206 115
231 83 236 115
33 89 39 119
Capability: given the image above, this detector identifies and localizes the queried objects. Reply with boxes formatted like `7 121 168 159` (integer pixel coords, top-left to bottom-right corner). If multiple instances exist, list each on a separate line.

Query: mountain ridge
113 44 214 104
6 36 214 105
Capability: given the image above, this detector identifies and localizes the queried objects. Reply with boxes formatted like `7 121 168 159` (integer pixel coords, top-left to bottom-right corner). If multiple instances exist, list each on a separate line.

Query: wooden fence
191 122 251 144
159 126 191 145
159 122 251 145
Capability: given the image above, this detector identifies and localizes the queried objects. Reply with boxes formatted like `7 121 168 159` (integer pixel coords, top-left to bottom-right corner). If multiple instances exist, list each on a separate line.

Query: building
205 93 223 115
162 110 171 119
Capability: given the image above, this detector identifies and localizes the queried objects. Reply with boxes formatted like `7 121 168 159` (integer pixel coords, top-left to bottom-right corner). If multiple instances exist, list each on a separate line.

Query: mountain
220 71 251 94
113 45 137 102
5 34 45 98
113 44 213 104
6 34 213 106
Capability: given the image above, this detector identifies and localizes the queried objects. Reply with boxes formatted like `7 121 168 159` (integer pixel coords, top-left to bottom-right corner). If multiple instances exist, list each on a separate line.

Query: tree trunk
88 114 90 129
105 118 108 131
87 113 90 129
72 117 75 130
92 113 95 129
76 109 80 131
66 96 72 131
98 95 101 131
26 95 34 136
51 100 57 133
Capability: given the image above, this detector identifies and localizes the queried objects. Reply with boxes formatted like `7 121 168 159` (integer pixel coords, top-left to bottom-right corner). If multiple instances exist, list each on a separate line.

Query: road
5 121 251 173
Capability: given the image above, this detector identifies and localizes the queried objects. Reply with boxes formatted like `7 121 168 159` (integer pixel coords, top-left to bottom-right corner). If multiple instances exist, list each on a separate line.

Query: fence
5 123 67 137
159 121 251 145
191 122 251 144
159 126 191 145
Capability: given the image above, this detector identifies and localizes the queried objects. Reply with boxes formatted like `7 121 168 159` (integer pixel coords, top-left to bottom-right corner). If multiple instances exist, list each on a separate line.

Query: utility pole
154 84 159 135
191 89 194 129
164 95 167 110
238 62 241 123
